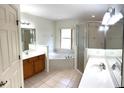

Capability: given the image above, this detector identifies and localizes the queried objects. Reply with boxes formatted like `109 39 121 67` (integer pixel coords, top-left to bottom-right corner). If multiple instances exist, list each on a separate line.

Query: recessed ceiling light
92 15 95 18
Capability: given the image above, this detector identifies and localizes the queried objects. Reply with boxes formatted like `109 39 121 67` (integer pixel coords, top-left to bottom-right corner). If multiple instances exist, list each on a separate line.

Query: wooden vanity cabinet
23 54 45 79
23 58 34 79
34 54 45 74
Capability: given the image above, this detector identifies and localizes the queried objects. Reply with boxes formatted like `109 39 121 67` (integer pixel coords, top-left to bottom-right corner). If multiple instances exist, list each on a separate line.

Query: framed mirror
21 28 36 51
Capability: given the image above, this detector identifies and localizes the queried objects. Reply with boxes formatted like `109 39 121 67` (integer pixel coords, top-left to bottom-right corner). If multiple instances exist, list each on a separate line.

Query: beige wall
21 13 56 52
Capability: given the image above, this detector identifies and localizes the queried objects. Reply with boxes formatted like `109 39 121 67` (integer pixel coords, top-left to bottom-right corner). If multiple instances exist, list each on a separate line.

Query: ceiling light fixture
99 25 109 31
92 15 95 18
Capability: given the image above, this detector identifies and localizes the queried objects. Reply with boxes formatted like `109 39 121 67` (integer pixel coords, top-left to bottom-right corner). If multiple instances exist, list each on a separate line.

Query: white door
0 5 23 88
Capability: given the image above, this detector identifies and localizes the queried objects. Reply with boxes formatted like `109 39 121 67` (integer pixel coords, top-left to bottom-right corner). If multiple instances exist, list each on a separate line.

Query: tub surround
49 59 74 71
49 51 75 71
49 52 75 59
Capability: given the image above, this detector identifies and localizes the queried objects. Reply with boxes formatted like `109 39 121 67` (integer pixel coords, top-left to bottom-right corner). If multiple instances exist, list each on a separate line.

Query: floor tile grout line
24 69 81 88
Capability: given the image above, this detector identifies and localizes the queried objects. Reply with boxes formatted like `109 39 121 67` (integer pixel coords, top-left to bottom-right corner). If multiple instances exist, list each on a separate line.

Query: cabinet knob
0 81 8 87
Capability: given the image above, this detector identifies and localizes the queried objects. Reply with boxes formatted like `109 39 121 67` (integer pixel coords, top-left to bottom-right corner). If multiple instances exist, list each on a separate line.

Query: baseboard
76 68 83 75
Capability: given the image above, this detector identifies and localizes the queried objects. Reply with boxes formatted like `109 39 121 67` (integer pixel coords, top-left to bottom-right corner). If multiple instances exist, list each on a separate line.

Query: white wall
55 19 79 51
21 13 55 52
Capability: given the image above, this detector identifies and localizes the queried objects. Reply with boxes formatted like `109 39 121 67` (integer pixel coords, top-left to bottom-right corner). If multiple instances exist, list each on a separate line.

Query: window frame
60 28 73 50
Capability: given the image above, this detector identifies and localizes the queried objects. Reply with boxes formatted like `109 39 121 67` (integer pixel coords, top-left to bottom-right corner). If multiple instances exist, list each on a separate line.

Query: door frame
10 4 24 88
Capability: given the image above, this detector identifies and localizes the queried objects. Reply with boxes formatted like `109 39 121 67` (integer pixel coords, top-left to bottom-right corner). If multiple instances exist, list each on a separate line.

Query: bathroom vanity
79 47 122 88
21 28 48 79
79 56 117 88
23 53 45 79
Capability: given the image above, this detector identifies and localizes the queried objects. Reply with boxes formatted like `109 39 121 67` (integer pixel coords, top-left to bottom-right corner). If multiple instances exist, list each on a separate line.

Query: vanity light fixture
107 12 123 25
102 7 123 25
100 7 123 32
104 25 109 31
99 25 104 31
99 25 109 31
21 22 30 25
92 15 95 18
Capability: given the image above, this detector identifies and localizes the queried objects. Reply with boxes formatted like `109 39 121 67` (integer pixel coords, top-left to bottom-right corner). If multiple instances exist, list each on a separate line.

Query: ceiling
20 4 124 21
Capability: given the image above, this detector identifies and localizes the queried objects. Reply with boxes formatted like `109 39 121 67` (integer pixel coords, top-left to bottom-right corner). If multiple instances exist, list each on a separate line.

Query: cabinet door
40 54 45 70
23 59 34 79
34 54 45 74
34 58 42 74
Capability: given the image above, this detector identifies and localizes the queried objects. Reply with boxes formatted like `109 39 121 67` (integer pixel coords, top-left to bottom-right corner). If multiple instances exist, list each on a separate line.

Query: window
60 28 72 49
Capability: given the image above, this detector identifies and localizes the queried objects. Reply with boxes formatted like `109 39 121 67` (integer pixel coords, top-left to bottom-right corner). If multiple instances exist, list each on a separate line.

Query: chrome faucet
99 63 106 70
112 63 117 70
24 50 29 55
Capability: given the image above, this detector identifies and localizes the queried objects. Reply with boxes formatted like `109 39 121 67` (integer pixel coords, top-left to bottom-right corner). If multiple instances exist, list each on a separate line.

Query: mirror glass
87 22 104 49
106 21 123 49
21 28 36 51
105 20 123 87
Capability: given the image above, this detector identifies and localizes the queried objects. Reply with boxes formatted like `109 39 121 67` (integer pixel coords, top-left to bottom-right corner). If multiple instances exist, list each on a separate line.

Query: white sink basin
90 64 105 73
22 50 45 60
79 57 115 88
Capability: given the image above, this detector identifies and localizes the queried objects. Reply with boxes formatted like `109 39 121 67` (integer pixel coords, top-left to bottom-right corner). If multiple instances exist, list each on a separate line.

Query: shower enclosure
76 24 87 73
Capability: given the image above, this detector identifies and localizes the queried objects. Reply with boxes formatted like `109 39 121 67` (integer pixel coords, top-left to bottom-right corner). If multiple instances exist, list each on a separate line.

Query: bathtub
49 52 75 71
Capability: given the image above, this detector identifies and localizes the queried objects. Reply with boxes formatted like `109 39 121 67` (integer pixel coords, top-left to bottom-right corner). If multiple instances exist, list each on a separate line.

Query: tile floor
24 69 82 88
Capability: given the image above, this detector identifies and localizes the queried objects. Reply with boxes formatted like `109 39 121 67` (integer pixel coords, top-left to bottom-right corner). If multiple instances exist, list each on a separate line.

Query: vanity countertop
22 50 45 60
79 57 115 88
